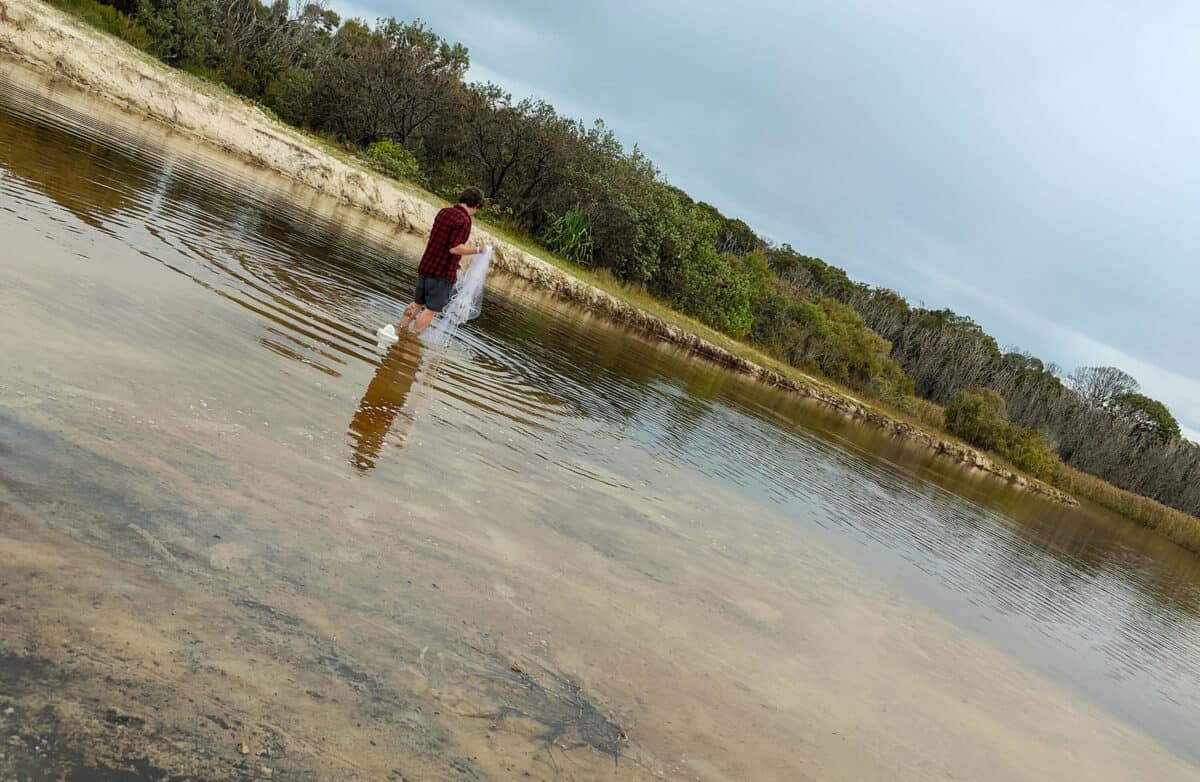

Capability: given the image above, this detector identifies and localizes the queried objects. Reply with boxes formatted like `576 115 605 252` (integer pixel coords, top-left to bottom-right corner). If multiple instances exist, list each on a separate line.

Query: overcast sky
335 0 1200 439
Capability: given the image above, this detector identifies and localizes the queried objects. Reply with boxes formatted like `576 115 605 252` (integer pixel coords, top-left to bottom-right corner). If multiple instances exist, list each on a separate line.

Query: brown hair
458 187 485 208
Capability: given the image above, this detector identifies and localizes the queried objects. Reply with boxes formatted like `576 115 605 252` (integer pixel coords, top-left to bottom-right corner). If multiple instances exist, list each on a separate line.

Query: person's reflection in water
349 336 424 472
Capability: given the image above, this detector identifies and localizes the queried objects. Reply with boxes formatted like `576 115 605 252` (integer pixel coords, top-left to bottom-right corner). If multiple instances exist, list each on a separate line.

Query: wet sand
2 158 1198 780
3 422 1194 781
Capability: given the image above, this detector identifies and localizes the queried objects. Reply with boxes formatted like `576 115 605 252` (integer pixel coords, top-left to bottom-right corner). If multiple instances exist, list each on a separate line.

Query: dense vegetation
774 251 1200 515
943 388 1057 480
48 0 1200 521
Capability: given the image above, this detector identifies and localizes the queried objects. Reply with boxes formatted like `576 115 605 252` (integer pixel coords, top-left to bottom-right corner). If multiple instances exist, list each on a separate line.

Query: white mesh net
419 245 492 347
375 246 493 348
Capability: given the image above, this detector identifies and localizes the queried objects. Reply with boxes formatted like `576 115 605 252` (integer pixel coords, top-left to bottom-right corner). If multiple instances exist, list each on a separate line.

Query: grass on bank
33 0 1200 554
1051 464 1200 554
41 0 156 50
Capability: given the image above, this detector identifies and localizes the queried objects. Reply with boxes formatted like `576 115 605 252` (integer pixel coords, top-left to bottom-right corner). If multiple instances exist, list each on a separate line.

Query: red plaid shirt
417 205 472 282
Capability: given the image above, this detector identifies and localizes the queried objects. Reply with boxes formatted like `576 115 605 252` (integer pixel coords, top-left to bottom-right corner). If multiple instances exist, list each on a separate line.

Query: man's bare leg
397 301 421 331
412 307 438 335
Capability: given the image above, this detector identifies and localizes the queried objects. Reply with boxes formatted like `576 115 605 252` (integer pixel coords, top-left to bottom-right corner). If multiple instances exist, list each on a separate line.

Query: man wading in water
396 187 487 335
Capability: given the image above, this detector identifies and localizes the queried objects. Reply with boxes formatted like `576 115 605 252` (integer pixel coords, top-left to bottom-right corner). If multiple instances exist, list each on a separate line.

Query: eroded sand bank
0 0 1076 504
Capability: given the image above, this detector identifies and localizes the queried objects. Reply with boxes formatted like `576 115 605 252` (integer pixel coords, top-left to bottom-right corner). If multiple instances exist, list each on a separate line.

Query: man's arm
449 242 484 256
448 217 482 256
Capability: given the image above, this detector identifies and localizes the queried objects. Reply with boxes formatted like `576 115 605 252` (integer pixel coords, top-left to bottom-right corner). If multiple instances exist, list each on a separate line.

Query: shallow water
2 66 1200 780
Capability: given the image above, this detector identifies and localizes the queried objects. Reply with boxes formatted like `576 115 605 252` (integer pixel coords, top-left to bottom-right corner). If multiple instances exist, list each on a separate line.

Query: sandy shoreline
0 0 1077 506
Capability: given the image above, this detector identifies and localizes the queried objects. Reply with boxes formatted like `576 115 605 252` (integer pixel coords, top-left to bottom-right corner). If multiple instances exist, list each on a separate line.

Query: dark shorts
413 274 454 312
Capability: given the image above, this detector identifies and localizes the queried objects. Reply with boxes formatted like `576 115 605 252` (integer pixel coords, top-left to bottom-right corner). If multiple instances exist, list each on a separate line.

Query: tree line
65 0 1198 516
771 249 1199 514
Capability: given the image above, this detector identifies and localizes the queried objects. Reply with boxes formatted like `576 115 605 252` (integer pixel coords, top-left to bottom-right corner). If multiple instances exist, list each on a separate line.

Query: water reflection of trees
0 108 155 231
135 148 407 374
0 102 398 373
479 292 719 428
503 290 1190 681
151 162 397 309
488 277 1200 638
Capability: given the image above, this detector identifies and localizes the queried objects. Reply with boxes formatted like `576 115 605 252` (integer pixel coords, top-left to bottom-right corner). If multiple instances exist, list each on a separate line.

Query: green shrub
260 68 313 124
44 0 156 52
541 206 594 265
945 387 1059 479
672 243 755 336
428 160 475 203
365 140 422 182
997 425 1058 480
747 278 912 400
179 59 222 83
132 0 223 66
944 387 1007 450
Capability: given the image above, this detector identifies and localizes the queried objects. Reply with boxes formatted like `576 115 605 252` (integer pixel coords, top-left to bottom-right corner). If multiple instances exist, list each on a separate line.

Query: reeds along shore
1052 463 1200 554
